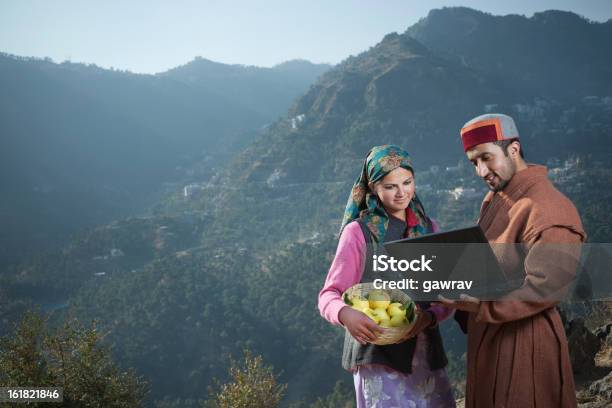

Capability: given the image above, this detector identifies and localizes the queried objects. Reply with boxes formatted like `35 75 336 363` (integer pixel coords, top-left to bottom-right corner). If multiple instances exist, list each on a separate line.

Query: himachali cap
460 113 520 152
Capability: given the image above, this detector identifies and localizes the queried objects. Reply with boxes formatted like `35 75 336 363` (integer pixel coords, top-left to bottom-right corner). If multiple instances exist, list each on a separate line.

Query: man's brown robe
463 165 585 408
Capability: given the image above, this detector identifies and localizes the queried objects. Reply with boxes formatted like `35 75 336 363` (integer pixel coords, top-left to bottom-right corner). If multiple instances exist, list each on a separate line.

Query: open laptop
382 225 523 300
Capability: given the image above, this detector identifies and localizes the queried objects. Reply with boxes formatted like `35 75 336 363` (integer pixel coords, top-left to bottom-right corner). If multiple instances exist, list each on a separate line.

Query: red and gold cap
460 113 520 152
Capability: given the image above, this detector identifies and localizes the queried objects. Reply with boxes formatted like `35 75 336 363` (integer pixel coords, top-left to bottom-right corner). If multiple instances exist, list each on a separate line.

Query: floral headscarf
340 145 433 244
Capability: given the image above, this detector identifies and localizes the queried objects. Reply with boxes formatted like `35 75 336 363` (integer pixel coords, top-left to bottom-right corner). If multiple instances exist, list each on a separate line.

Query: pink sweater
318 220 453 326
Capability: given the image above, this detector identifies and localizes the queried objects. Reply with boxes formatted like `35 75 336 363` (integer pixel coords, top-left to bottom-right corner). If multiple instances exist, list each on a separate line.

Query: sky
1 0 611 74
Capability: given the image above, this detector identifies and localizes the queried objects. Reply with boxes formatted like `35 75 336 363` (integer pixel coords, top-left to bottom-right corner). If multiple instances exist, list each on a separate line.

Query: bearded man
440 113 585 407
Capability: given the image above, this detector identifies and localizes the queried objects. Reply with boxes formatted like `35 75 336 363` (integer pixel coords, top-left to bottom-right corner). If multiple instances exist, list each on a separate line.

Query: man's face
466 142 517 192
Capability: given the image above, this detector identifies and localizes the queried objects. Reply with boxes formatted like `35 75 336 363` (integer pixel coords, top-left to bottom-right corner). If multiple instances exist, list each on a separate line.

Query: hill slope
0 54 329 264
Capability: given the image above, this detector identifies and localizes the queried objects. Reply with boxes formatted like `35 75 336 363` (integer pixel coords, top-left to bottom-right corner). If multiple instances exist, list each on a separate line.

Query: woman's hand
395 310 433 343
338 306 383 345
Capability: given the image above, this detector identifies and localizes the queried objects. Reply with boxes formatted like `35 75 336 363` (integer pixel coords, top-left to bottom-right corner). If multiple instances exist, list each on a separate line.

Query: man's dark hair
493 139 524 158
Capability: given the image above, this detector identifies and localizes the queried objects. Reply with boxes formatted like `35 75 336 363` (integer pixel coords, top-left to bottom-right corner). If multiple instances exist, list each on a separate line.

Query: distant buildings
297 231 322 245
445 165 461 173
290 114 305 130
267 169 283 187
110 248 124 257
92 248 125 261
183 183 208 198
448 187 480 200
582 95 612 110
549 157 582 187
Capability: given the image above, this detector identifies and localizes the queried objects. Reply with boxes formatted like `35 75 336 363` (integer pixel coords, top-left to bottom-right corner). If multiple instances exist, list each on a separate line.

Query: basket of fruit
342 282 418 345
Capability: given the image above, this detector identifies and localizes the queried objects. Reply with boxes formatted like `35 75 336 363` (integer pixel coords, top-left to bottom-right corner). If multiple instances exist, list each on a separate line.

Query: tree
0 310 148 407
207 349 286 408
309 380 355 408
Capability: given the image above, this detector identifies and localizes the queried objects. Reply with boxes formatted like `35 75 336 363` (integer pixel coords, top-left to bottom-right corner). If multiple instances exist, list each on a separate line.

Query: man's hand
436 294 480 313
338 306 383 345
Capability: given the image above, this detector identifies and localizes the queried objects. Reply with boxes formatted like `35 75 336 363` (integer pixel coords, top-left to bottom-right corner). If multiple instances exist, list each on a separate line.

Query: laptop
382 225 523 300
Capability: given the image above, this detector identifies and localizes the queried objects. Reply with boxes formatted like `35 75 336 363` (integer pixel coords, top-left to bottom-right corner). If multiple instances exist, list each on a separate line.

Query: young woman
318 145 455 407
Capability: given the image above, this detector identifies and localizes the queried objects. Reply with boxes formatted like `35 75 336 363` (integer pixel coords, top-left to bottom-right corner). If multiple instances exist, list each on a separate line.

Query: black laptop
382 225 523 300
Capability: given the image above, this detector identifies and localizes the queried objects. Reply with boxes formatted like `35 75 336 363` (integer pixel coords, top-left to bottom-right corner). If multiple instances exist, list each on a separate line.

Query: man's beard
489 177 510 192
486 159 516 192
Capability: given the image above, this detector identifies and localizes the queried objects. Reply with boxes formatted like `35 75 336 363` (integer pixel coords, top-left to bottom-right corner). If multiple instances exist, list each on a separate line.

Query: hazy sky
1 0 611 73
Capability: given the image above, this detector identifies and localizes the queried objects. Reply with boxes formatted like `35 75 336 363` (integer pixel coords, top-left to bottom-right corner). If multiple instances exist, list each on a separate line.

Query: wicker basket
343 282 418 345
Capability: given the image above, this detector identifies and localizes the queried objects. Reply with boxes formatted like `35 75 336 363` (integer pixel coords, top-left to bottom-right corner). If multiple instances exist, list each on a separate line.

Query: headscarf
340 145 433 244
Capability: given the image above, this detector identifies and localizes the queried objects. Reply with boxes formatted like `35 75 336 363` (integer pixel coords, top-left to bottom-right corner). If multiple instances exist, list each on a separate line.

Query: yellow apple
390 314 407 327
351 297 370 310
368 290 391 309
379 319 392 328
373 307 390 321
387 303 406 318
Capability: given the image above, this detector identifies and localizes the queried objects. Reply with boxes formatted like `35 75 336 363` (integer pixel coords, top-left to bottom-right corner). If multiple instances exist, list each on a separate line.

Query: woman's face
371 167 415 214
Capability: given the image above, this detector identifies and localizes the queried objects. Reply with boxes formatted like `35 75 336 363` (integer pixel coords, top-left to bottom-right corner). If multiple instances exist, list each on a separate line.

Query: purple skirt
353 335 456 408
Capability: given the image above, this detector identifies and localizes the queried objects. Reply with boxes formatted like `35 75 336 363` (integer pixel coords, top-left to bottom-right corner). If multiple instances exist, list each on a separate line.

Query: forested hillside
0 54 329 265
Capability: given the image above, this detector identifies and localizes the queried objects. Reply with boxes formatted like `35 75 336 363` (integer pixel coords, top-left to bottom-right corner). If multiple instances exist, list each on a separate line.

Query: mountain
405 7 612 99
160 58 331 119
230 33 507 182
225 7 612 189
0 54 330 265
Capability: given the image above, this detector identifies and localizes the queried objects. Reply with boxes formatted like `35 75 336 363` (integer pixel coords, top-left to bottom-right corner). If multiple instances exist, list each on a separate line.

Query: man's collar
498 164 547 200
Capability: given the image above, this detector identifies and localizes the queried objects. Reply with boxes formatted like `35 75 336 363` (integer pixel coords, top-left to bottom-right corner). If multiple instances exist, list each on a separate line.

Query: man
439 113 585 407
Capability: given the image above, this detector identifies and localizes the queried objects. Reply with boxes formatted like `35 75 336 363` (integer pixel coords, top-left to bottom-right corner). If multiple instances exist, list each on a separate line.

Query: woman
318 145 455 407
